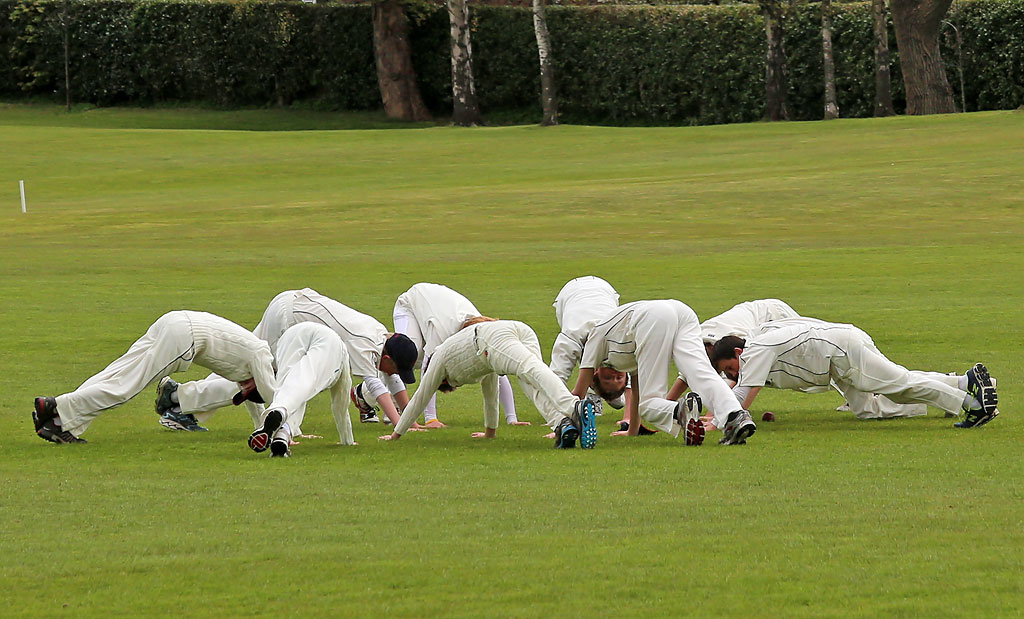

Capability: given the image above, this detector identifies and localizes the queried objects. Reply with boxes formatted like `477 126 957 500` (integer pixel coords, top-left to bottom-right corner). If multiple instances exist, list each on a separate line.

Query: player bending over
379 318 598 448
32 310 276 444
710 318 999 428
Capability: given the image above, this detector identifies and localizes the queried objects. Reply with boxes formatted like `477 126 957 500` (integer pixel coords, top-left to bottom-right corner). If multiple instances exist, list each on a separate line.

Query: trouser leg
835 341 966 415
56 313 194 437
178 374 238 416
669 306 743 428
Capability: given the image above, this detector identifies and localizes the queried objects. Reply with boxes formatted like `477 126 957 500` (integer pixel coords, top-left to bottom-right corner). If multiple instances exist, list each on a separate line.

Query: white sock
958 375 968 391
499 377 518 423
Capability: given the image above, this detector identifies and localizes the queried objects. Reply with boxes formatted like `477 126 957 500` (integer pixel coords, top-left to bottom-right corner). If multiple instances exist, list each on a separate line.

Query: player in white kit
669 299 926 421
549 277 633 427
389 282 524 428
246 323 355 457
158 288 419 435
709 318 1000 428
573 300 755 445
32 310 277 443
379 318 599 448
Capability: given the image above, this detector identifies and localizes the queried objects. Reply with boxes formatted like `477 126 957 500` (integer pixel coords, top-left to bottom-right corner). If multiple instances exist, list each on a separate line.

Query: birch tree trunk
761 1 791 121
872 0 897 116
532 0 558 126
448 0 483 126
890 0 956 115
372 0 431 122
821 0 839 120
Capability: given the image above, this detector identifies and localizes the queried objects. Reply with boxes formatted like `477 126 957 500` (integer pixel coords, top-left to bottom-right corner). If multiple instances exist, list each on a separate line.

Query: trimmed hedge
1 0 1022 123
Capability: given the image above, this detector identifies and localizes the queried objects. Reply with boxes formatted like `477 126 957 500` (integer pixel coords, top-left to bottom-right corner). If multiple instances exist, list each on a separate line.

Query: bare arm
572 367 596 399
665 377 688 401
741 386 762 411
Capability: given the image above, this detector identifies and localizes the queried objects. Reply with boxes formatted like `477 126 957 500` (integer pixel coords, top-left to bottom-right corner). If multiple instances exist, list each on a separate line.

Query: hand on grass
378 433 400 441
507 420 531 426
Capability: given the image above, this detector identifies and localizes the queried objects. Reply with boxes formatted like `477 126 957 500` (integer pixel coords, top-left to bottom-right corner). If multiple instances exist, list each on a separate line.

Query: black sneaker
32 397 58 432
351 384 381 423
956 363 998 428
154 377 179 416
270 427 291 458
249 409 285 453
36 418 86 444
719 410 756 445
553 417 579 449
159 411 209 432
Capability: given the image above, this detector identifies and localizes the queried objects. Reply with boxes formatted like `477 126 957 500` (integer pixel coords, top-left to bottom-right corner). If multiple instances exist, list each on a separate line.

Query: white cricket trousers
632 301 742 434
475 322 578 430
266 323 352 441
55 312 198 437
830 331 966 415
394 308 517 423
180 291 297 422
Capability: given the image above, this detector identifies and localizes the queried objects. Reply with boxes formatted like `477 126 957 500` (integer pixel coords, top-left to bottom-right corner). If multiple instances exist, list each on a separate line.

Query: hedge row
1 0 1021 124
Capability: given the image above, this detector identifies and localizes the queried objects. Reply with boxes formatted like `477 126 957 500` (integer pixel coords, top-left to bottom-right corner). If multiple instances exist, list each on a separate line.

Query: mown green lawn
0 104 1021 617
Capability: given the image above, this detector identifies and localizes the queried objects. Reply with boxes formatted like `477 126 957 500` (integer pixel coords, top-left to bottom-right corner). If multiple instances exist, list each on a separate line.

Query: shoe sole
158 416 189 431
155 377 177 415
720 421 756 445
955 408 999 429
555 426 579 449
684 417 705 446
249 409 284 453
579 400 598 449
33 397 56 432
967 363 998 416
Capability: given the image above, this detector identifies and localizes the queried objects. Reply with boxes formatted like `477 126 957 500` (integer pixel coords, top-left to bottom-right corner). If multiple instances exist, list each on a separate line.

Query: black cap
384 333 418 384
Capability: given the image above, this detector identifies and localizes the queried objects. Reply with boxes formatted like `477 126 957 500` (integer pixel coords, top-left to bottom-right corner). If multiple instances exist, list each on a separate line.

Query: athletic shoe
956 407 1000 428
158 411 209 432
553 417 579 449
674 392 705 446
574 398 598 449
836 402 852 412
154 377 179 416
270 426 291 458
36 417 86 444
955 363 998 428
351 384 380 423
249 409 285 453
585 392 605 417
719 410 756 445
32 397 58 432
616 420 658 435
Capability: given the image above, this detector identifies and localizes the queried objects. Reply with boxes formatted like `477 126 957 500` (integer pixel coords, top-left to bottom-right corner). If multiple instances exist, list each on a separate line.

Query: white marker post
19 180 26 213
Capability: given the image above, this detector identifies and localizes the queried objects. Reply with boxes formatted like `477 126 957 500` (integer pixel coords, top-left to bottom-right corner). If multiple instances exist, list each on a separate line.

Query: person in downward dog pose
379 318 599 449
247 322 355 458
388 282 525 428
33 310 275 444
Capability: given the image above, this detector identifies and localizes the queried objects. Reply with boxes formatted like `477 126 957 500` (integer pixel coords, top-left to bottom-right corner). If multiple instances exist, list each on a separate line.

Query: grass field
1 103 1021 617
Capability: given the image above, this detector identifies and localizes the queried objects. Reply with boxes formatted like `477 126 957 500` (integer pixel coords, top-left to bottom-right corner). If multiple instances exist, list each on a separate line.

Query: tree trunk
372 0 431 122
890 0 956 115
762 2 790 121
821 0 839 120
532 0 558 126
872 0 896 116
448 0 483 126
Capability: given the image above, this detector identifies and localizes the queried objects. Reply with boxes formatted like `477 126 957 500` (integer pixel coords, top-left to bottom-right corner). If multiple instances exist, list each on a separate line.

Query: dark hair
710 335 746 369
591 373 626 402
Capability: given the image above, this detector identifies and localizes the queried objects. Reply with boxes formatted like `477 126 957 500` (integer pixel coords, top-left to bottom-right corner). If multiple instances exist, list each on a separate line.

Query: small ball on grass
761 411 775 422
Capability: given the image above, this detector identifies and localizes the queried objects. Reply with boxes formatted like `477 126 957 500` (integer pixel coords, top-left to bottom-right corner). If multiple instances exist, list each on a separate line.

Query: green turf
0 104 1021 617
